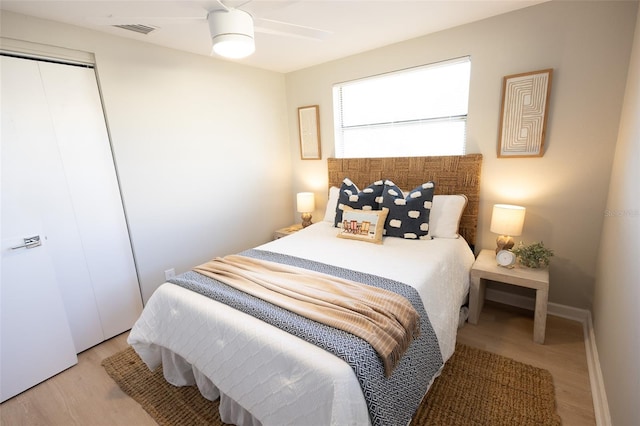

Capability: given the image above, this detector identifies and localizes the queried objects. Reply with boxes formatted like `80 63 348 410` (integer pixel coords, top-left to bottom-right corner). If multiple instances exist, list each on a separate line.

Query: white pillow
323 186 340 223
427 194 468 239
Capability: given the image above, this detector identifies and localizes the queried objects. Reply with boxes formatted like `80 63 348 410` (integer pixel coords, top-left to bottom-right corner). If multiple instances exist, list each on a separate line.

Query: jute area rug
102 343 561 426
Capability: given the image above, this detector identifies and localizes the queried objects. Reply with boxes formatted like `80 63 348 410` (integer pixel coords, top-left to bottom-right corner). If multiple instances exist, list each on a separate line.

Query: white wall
1 12 293 303
285 1 638 309
593 4 640 425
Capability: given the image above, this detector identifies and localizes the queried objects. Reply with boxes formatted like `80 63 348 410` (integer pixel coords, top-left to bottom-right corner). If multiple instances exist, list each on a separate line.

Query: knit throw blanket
194 253 419 376
170 249 443 426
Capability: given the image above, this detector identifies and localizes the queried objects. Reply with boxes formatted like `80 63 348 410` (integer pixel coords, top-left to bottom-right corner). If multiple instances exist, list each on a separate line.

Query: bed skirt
159 346 264 426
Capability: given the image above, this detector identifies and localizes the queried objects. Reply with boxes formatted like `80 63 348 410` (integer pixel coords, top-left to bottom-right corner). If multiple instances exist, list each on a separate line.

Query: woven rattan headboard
327 154 483 247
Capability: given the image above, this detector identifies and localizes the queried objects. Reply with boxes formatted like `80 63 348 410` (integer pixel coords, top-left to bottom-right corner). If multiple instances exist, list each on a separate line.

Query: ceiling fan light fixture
208 9 255 59
212 34 255 59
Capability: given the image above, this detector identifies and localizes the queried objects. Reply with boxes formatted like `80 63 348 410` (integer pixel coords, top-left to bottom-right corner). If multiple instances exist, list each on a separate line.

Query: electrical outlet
164 268 175 280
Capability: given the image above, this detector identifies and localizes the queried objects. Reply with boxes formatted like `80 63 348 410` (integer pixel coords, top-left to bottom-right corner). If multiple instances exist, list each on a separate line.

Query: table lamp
296 192 315 228
490 204 526 253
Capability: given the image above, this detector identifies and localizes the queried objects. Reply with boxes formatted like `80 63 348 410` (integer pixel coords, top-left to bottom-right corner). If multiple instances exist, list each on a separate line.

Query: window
333 57 470 158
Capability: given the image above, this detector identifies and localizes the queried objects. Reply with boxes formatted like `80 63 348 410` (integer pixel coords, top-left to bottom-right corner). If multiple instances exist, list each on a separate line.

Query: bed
128 154 482 426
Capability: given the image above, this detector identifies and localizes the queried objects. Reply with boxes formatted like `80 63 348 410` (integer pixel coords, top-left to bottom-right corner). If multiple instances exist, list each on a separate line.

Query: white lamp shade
296 192 315 213
490 204 526 236
208 9 255 59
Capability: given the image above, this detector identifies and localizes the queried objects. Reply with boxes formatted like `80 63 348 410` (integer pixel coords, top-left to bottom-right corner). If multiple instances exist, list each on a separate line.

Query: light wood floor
1 301 595 425
0 332 155 426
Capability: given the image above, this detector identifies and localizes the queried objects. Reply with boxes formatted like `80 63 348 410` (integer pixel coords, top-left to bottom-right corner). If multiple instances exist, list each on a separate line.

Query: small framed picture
298 105 321 160
497 69 553 158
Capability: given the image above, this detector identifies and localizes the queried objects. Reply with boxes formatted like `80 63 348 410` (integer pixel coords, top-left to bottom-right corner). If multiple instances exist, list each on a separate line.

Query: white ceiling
0 0 547 73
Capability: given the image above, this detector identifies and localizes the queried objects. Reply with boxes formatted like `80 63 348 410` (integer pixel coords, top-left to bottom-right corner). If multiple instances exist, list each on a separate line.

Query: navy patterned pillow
381 180 435 239
334 178 385 227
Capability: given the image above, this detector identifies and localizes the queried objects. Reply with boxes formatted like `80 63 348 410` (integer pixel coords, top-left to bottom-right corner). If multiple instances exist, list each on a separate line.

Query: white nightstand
273 224 303 240
468 249 549 344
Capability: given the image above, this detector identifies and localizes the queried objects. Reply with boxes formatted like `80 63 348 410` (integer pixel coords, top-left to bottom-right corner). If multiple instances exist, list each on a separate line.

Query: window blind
333 56 471 158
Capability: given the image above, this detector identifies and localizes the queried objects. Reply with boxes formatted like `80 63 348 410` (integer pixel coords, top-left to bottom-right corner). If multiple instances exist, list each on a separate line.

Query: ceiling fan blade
87 16 205 26
254 17 331 41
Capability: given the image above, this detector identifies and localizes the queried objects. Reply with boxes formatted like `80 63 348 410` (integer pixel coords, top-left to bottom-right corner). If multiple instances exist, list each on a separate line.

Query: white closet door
1 55 78 402
38 61 143 344
1 54 143 367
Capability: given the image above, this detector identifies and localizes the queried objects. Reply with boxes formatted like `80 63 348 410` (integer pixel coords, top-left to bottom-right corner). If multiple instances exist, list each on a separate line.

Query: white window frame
333 56 471 158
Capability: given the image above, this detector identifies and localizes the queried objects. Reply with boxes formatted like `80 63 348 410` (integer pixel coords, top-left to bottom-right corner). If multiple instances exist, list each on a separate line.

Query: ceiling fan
88 0 332 59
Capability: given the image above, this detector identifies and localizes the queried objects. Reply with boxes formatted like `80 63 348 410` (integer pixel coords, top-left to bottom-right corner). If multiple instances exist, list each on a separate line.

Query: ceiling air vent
113 24 157 35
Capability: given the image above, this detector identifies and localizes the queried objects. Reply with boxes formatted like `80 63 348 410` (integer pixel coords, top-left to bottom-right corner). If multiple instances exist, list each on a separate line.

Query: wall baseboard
485 289 611 425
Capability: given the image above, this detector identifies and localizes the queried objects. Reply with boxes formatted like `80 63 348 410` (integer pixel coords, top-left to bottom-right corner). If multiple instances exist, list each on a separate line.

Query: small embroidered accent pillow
337 207 389 244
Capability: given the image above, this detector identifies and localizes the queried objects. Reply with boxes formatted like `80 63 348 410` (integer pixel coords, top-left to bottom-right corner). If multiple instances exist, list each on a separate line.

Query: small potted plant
512 241 554 268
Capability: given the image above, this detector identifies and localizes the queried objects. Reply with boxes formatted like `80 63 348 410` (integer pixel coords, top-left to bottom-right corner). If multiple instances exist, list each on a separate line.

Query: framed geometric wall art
298 105 321 160
497 69 553 158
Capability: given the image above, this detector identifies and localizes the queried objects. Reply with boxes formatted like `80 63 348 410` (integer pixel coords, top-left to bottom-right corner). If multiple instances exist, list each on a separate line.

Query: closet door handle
11 235 42 250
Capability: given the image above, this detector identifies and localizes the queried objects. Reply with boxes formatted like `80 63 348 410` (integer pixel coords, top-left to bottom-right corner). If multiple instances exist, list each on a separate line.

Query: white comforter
128 222 474 426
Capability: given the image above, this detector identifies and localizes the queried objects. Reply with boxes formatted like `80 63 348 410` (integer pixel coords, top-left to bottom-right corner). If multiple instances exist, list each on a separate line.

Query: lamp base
301 213 313 228
495 235 515 253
